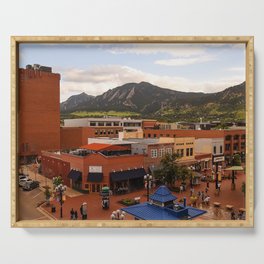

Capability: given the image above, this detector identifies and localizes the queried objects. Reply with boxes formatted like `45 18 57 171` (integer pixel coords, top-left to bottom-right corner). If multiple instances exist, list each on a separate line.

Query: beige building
159 137 196 165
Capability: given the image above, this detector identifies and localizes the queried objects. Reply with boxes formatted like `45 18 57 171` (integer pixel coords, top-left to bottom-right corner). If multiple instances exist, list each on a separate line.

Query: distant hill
60 81 245 122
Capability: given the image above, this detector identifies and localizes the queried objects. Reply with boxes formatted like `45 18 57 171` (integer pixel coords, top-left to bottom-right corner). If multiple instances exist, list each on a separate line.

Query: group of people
231 210 245 220
70 202 88 220
189 183 211 207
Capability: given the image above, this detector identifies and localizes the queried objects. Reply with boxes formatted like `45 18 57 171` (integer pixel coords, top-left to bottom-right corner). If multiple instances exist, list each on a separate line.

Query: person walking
80 202 88 220
180 185 183 193
74 210 78 220
206 181 210 188
201 191 205 202
70 208 74 220
205 187 209 194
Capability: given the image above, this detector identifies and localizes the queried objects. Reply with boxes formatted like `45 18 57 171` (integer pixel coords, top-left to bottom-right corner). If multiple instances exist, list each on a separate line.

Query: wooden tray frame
11 36 254 228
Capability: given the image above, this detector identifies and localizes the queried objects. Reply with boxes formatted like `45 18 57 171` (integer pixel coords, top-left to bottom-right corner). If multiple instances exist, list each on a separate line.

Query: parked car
19 174 29 181
22 181 40 191
19 178 33 187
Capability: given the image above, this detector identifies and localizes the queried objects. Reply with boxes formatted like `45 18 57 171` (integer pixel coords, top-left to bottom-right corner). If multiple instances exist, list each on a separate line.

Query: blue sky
19 43 245 102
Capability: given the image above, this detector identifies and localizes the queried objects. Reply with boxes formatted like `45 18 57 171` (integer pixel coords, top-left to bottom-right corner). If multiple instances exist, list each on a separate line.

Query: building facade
19 65 61 162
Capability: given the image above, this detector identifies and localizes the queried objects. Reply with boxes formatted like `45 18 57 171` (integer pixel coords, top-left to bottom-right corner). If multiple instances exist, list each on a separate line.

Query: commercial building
41 143 146 193
19 65 60 163
63 117 143 132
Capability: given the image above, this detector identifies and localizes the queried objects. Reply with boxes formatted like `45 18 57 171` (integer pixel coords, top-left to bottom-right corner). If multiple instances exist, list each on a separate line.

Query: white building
195 138 224 156
63 117 142 132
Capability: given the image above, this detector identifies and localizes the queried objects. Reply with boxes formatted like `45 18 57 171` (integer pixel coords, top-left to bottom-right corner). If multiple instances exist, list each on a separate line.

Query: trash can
51 205 56 213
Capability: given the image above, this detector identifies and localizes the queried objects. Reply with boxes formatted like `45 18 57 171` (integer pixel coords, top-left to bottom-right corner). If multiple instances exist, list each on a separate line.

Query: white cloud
155 55 215 66
59 65 245 102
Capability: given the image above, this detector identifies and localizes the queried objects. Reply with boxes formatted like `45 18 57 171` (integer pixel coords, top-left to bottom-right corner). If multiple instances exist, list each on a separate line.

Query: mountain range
60 81 245 122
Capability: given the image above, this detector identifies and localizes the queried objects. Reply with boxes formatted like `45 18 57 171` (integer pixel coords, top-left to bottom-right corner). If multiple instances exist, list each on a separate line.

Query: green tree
154 152 180 186
233 154 241 166
52 176 64 189
178 165 192 184
43 186 52 206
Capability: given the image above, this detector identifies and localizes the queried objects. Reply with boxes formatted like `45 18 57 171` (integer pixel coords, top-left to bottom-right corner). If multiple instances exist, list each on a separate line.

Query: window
90 122 96 126
225 144 231 151
241 142 245 149
225 135 231 140
233 143 239 151
154 134 157 138
190 148 193 156
148 134 151 138
220 145 223 153
234 135 240 140
113 122 119 126
159 148 165 157
98 122 104 126
213 146 216 154
95 130 98 135
151 149 158 158
186 148 190 156
241 134 246 139
84 184 89 189
181 149 184 157
106 122 112 126
166 148 172 155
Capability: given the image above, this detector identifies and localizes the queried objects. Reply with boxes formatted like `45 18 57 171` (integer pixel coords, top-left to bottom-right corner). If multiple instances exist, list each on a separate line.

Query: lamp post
231 155 236 190
55 183 67 219
111 210 125 220
144 174 152 201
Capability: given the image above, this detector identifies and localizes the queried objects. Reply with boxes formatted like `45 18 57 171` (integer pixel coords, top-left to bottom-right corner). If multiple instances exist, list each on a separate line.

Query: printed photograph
18 43 246 222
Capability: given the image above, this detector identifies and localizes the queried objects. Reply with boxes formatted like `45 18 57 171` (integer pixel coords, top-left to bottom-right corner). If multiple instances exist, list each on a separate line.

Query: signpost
212 155 225 191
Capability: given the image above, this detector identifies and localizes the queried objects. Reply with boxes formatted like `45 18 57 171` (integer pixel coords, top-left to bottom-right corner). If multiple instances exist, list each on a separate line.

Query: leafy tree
233 154 241 166
178 165 193 184
43 186 52 206
52 176 64 189
154 153 181 186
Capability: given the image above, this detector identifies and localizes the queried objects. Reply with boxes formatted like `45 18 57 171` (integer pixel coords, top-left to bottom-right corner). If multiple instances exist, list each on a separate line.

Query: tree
178 165 193 185
52 176 64 189
233 154 241 166
154 152 180 187
43 186 52 206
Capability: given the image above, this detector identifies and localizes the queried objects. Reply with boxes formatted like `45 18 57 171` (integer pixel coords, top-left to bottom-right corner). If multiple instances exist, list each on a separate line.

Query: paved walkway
41 170 245 221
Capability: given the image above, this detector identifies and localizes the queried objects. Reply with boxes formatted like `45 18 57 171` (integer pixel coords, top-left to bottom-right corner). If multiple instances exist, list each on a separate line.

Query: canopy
110 168 146 182
224 166 244 171
87 172 103 182
68 170 82 181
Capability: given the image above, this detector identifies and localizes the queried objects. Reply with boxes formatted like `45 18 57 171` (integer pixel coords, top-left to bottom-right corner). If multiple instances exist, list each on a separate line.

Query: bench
226 205 234 210
214 202 221 207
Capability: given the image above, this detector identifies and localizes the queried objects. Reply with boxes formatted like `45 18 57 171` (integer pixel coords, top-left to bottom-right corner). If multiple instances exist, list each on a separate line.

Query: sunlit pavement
41 170 245 221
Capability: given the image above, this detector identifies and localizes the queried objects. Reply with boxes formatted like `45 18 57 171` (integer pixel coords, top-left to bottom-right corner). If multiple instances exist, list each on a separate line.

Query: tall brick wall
19 68 60 158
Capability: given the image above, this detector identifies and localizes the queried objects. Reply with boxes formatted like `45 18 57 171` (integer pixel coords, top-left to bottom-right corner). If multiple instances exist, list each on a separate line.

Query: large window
166 148 172 155
225 135 231 140
159 148 165 157
234 135 240 140
213 146 216 154
186 148 190 156
151 149 158 158
225 144 231 151
90 122 96 126
190 148 193 156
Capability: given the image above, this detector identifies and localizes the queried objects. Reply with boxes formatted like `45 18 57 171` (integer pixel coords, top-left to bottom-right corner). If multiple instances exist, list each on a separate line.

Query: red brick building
19 66 60 162
41 145 145 193
60 126 123 149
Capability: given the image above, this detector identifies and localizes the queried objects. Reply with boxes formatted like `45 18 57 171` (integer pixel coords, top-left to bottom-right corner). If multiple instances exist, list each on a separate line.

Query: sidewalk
21 165 83 198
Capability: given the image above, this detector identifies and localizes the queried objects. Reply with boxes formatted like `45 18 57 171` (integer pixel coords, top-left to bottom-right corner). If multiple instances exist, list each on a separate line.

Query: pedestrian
190 187 194 197
206 181 209 188
180 185 183 193
201 191 205 202
205 187 209 194
197 191 201 199
74 210 78 220
218 182 221 191
231 210 236 220
70 208 74 220
81 202 88 220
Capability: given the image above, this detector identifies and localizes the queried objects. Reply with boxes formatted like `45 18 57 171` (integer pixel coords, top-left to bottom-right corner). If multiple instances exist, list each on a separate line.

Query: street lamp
144 174 153 201
111 209 126 220
55 183 67 219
